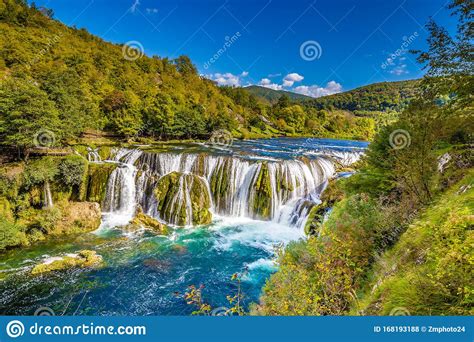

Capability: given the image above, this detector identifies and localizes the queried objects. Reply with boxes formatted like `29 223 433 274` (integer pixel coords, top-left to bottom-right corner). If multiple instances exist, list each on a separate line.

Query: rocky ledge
31 250 103 275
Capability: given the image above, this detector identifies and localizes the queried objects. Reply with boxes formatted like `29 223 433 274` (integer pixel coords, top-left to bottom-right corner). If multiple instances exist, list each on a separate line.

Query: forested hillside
243 85 313 104
0 0 407 157
306 80 419 113
0 0 248 151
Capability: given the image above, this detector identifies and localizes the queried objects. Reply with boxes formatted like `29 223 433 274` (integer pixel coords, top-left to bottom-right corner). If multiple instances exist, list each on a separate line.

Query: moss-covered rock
128 208 169 234
320 179 345 204
0 196 13 221
85 163 117 203
304 202 328 236
31 250 103 275
210 158 231 211
54 201 102 234
154 172 212 226
304 179 344 236
251 163 272 220
191 153 208 176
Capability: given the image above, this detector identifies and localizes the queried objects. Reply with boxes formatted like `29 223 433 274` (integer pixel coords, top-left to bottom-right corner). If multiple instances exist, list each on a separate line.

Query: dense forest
0 0 420 159
245 80 419 131
255 0 473 316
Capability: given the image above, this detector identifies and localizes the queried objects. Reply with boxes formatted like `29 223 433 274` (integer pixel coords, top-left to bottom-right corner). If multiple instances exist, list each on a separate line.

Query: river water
0 138 367 316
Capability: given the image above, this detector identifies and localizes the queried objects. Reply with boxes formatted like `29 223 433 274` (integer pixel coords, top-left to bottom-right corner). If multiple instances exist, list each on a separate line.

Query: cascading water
87 147 102 163
43 181 53 208
128 151 337 228
100 149 143 228
99 140 364 230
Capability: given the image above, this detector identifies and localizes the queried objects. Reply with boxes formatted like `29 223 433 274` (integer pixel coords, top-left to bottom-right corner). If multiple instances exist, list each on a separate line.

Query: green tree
0 78 61 159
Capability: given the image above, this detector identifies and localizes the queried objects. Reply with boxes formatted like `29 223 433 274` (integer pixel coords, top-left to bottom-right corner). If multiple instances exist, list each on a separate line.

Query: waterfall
43 181 53 208
100 149 143 228
308 150 364 168
87 147 102 163
98 148 362 229
132 152 336 227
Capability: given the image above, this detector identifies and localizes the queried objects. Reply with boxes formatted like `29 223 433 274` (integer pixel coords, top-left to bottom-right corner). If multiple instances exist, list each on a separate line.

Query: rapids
0 138 367 315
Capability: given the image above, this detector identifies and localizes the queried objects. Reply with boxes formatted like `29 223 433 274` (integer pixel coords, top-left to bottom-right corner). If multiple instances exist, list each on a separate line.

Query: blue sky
30 0 456 97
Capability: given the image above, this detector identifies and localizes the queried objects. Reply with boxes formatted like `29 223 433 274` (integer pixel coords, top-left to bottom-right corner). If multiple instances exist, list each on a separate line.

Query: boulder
154 172 212 226
127 208 169 234
251 163 272 220
31 250 103 275
85 162 117 204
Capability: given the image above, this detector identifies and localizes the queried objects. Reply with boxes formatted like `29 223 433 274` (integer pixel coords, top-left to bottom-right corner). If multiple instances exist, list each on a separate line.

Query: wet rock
128 207 169 234
85 163 117 203
31 250 103 275
154 172 212 226
251 163 272 220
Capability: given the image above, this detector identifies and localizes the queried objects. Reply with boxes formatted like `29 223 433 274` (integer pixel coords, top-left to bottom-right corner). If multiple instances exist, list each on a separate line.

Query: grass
355 170 474 315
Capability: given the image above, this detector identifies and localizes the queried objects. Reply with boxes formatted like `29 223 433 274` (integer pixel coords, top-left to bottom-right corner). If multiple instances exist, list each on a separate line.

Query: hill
244 80 419 113
0 0 260 153
243 85 313 104
306 80 420 113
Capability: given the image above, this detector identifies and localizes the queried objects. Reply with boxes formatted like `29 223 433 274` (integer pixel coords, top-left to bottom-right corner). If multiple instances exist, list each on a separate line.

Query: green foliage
0 78 61 156
358 172 474 315
0 214 27 251
256 0 473 317
0 0 254 147
58 155 88 187
257 195 399 315
23 157 58 188
306 80 419 113
182 271 248 316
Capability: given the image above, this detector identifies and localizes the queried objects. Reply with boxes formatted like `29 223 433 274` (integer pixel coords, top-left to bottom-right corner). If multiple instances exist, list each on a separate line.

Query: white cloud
282 73 304 87
146 8 159 14
259 78 282 90
130 0 140 13
208 72 243 86
241 71 249 77
389 64 408 75
293 81 342 98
